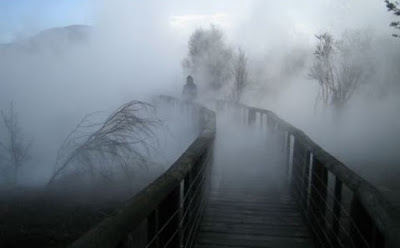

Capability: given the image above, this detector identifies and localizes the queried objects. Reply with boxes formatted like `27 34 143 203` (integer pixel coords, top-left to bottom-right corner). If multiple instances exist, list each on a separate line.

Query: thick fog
0 0 399 202
0 1 185 186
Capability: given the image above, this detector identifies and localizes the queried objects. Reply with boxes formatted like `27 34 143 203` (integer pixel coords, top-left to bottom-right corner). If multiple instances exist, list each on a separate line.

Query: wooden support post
147 209 160 248
309 157 328 246
285 132 291 177
302 151 311 212
332 177 342 245
248 108 256 126
290 137 298 197
159 186 181 248
291 138 307 203
183 171 193 246
243 108 245 125
257 112 262 130
266 114 274 130
371 225 385 248
350 195 373 247
179 181 184 248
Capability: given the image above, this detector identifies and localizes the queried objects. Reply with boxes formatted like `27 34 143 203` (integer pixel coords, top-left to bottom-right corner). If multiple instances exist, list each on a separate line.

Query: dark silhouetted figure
182 75 197 101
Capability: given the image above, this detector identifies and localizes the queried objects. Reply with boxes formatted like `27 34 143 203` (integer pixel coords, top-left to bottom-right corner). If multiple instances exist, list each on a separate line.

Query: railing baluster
350 195 373 247
148 209 160 248
291 138 307 203
179 181 184 248
248 108 256 125
332 177 342 246
285 132 291 176
371 224 385 248
310 157 328 247
303 151 311 212
183 173 192 246
266 113 274 129
158 186 180 247
290 137 298 196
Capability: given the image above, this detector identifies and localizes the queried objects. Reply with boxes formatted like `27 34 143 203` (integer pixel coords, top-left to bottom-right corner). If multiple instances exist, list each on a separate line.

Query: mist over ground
1 1 400 247
0 0 399 199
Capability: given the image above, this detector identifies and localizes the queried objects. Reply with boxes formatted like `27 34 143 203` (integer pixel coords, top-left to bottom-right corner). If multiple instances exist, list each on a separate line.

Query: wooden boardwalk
195 185 314 247
68 98 399 248
194 126 314 248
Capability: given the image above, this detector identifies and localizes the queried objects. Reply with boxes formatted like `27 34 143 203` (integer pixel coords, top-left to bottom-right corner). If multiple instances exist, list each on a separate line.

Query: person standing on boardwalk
182 75 197 101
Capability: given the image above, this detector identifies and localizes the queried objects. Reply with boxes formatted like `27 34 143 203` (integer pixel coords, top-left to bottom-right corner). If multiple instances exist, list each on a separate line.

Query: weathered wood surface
196 183 314 247
216 101 400 248
194 122 314 248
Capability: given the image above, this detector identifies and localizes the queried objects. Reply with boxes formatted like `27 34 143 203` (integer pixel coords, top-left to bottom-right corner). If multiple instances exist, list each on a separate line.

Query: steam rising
0 0 399 202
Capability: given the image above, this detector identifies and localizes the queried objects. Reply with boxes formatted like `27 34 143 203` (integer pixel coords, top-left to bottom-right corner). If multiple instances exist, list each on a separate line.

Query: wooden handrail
69 96 216 248
217 100 400 248
264 107 400 247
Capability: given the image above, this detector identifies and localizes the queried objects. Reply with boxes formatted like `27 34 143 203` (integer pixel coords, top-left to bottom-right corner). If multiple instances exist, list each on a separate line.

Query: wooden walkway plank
194 124 314 248
197 232 314 248
196 193 314 248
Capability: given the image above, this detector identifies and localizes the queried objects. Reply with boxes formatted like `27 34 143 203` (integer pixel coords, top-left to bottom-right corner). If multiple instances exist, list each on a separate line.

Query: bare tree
182 25 233 92
231 47 249 102
385 0 400 37
47 101 158 186
0 103 31 185
309 33 335 108
309 32 369 114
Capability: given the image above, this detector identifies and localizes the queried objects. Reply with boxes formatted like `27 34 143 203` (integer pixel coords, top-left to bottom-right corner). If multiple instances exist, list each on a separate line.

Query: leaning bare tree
47 101 158 186
309 32 368 115
231 47 249 103
0 103 31 185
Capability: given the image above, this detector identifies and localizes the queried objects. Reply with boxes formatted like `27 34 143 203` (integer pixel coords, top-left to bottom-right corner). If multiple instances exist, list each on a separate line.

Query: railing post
266 114 274 130
331 177 342 245
302 151 311 212
248 108 256 126
158 186 180 247
183 172 192 247
289 137 297 196
181 148 210 248
371 225 385 248
285 132 291 177
290 138 307 203
148 209 160 248
178 181 184 248
350 195 373 247
309 157 329 247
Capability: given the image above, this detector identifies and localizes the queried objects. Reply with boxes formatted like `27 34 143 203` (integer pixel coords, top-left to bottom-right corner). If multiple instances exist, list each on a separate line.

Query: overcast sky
0 0 92 42
0 0 394 44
